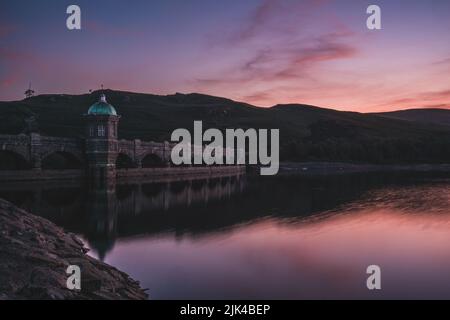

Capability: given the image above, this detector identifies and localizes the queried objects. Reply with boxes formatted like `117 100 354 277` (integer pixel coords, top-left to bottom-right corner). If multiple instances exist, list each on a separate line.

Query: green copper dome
87 94 118 116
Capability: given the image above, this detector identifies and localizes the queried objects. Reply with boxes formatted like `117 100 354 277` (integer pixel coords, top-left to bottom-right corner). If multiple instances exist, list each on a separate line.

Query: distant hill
374 109 450 128
1 90 450 164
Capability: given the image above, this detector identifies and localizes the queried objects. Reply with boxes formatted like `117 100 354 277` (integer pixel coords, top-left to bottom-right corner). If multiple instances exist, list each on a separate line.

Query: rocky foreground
0 198 148 300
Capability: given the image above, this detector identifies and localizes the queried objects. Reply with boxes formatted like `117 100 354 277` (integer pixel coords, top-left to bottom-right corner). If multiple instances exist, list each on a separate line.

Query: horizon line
2 88 449 114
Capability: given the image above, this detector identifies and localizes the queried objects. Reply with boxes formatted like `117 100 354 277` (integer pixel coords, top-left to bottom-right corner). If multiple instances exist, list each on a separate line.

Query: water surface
2 173 450 299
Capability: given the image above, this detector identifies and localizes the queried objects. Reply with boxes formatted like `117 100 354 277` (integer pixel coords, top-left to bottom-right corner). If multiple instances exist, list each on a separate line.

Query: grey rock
0 198 148 300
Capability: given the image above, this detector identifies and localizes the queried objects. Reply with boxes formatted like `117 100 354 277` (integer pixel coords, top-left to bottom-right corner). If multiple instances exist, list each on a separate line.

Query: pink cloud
193 29 358 106
189 1 449 112
228 0 330 45
385 90 450 110
190 0 361 108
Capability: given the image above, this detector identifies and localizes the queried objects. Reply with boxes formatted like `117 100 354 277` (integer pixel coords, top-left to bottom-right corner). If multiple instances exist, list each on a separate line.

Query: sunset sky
1 0 449 111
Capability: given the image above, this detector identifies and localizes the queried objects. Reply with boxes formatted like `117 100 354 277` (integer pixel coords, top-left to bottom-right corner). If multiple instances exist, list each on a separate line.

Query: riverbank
0 198 148 300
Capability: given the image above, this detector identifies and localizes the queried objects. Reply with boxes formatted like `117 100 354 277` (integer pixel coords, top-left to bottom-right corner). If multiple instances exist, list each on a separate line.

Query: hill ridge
1 90 449 164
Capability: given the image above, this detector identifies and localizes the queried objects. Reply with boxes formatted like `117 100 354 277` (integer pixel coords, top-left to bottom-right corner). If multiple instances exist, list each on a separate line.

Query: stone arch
141 153 166 168
0 150 31 170
41 151 83 170
116 153 135 169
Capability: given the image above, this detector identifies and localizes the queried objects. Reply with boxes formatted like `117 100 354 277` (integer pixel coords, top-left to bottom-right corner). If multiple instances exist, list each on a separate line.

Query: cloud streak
193 0 358 106
387 90 450 109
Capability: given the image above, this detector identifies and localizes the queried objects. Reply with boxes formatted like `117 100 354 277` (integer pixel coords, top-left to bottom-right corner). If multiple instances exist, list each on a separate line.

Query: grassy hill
374 109 450 128
1 89 450 164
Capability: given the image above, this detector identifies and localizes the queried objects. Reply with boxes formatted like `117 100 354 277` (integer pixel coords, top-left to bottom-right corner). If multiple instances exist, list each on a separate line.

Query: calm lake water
2 172 450 299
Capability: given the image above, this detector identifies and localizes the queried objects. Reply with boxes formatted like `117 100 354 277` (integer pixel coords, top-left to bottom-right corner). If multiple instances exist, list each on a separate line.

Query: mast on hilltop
24 82 35 99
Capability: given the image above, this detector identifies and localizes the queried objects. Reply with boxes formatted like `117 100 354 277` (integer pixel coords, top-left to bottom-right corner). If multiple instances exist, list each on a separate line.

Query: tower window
98 125 105 137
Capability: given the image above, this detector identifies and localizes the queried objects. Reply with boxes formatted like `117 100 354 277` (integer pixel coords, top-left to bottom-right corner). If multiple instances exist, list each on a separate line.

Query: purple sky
1 0 449 111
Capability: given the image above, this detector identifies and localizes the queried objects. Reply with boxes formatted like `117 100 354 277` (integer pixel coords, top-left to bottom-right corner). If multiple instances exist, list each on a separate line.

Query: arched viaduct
0 133 245 181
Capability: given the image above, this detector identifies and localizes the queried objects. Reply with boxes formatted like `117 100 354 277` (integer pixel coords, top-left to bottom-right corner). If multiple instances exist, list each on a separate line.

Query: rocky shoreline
0 198 148 300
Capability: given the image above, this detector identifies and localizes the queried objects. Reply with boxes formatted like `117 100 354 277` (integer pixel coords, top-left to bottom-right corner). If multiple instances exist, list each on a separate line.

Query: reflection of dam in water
116 176 246 214
90 175 246 259
0 174 246 260
2 171 444 261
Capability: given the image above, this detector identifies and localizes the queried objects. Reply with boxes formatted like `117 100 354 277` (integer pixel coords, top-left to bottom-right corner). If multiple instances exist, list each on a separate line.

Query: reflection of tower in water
86 181 118 261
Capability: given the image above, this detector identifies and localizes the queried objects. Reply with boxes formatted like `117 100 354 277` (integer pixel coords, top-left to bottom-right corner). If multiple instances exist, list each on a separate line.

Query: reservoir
1 172 449 299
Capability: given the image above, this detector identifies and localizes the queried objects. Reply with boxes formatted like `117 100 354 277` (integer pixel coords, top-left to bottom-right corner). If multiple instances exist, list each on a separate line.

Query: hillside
1 90 450 164
374 109 450 128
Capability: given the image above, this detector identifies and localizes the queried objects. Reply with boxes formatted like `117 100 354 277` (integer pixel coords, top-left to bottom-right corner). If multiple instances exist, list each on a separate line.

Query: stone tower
84 93 120 182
